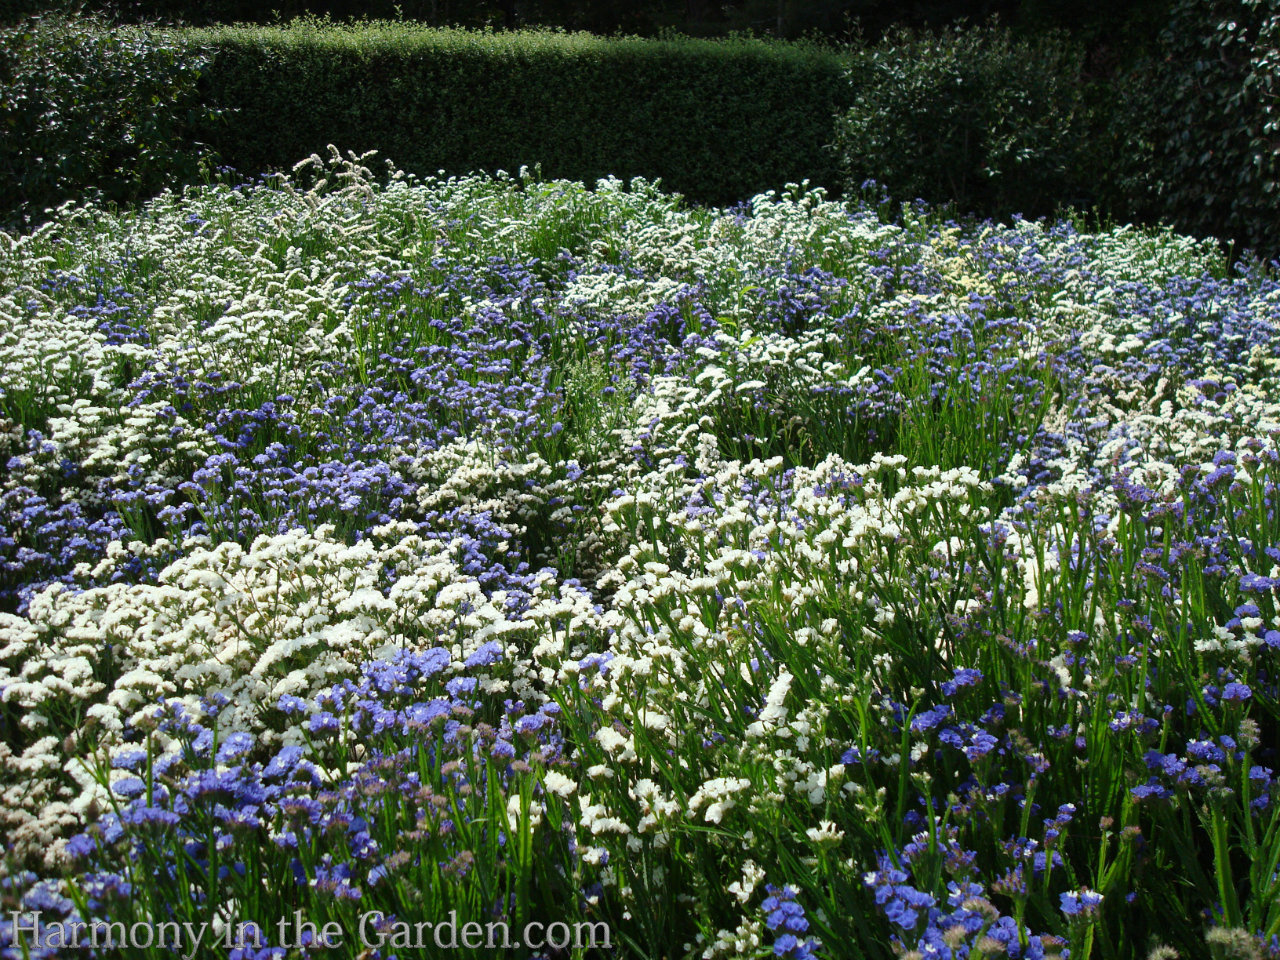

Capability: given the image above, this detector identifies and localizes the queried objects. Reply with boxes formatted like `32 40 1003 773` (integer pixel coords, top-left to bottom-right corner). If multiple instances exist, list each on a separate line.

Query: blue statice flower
866 858 935 932
228 946 287 960
110 749 148 771
308 711 341 735
118 805 181 829
263 745 306 779
216 731 256 763
113 772 157 802
312 856 362 901
938 723 1000 762
1186 740 1227 763
361 647 452 694
464 640 504 667
1130 780 1174 801
1059 888 1103 918
911 704 954 733
63 833 98 859
445 676 478 697
761 885 821 959
1108 711 1160 735
514 712 548 734
941 667 984 697
276 694 308 715
865 854 1065 959
1221 682 1252 703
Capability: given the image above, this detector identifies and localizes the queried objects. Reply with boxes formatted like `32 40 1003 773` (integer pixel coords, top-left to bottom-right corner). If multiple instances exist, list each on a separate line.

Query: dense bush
831 22 1097 220
0 13 220 231
1141 0 1280 255
184 20 850 208
5 10 1274 253
831 9 1280 256
17 0 517 28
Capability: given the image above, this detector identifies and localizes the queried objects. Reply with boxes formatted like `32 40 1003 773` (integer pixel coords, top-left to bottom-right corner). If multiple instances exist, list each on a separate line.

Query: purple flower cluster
49 645 584 954
864 857 1069 960
762 884 821 959
0 485 136 612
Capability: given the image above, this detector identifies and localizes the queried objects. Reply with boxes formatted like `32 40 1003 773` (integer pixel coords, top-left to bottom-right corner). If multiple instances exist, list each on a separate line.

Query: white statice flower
578 796 631 836
687 777 752 824
595 726 637 761
746 671 794 738
541 769 578 798
807 813 848 845
727 860 766 904
506 792 543 832
694 917 765 960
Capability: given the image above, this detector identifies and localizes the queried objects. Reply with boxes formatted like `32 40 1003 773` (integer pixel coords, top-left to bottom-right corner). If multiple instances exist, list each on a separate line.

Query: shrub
0 12 220 231
1144 0 1280 256
832 22 1096 220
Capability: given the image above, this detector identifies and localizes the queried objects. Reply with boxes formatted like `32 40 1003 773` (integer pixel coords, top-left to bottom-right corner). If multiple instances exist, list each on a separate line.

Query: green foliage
18 7 1278 252
0 0 1180 47
0 12 220 231
826 3 1277 256
1066 59 1162 230
1142 0 1280 255
1015 0 1173 52
182 20 851 208
832 22 1096 220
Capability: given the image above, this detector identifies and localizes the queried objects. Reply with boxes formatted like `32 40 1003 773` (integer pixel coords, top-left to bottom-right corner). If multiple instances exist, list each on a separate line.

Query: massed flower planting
2 148 1280 959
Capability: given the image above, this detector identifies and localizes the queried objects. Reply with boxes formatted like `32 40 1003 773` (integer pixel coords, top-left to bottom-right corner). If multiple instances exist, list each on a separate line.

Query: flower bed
1 149 1278 959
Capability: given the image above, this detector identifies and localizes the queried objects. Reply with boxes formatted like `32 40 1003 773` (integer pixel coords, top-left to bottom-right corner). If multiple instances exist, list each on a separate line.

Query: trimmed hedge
185 21 852 208
2 14 1274 258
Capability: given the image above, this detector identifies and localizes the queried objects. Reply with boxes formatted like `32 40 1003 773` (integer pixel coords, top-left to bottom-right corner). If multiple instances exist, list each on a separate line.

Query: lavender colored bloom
263 746 305 779
465 641 504 667
1186 739 1227 763
762 885 822 958
514 713 549 735
941 667 983 697
910 704 953 733
215 731 255 763
1221 682 1252 703
403 699 452 727
308 712 341 735
1060 888 1103 918
1130 780 1173 801
110 749 148 771
445 676 478 697
119 805 181 829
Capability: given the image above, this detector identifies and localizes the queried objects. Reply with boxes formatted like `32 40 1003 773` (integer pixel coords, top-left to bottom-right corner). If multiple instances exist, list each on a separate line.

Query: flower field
2 147 1279 959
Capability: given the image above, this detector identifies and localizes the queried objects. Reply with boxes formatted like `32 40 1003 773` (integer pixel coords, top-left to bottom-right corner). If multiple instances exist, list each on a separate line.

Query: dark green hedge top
179 21 854 206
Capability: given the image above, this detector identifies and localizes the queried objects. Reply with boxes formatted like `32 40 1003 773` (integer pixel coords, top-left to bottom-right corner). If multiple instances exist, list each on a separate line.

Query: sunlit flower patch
2 148 1279 958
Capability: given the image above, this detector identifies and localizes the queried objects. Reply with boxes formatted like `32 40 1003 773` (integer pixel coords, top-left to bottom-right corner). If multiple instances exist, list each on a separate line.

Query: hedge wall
186 22 853 208
3 15 1274 256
